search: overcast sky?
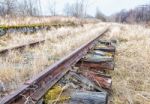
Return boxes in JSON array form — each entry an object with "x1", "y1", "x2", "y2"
[{"x1": 40, "y1": 0, "x2": 150, "y2": 16}]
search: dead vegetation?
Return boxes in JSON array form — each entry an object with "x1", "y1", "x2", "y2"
[
  {"x1": 0, "y1": 17, "x2": 150, "y2": 104},
  {"x1": 105, "y1": 23, "x2": 150, "y2": 104},
  {"x1": 0, "y1": 23, "x2": 106, "y2": 98},
  {"x1": 0, "y1": 25, "x2": 84, "y2": 50},
  {"x1": 0, "y1": 16, "x2": 98, "y2": 26}
]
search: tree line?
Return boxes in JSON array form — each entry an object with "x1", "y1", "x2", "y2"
[
  {"x1": 0, "y1": 0, "x2": 41, "y2": 16},
  {"x1": 0, "y1": 0, "x2": 106, "y2": 21},
  {"x1": 1, "y1": 0, "x2": 150, "y2": 23},
  {"x1": 109, "y1": 4, "x2": 150, "y2": 23}
]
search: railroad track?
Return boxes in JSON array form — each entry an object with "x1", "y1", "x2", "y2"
[
  {"x1": 0, "y1": 28, "x2": 116, "y2": 104},
  {"x1": 0, "y1": 24, "x2": 90, "y2": 54},
  {"x1": 0, "y1": 23, "x2": 97, "y2": 55},
  {"x1": 0, "y1": 38, "x2": 46, "y2": 54},
  {"x1": 0, "y1": 22, "x2": 78, "y2": 36}
]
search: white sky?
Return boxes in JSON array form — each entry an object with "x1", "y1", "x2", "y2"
[{"x1": 40, "y1": 0, "x2": 150, "y2": 16}]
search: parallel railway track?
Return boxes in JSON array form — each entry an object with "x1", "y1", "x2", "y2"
[
  {"x1": 0, "y1": 38, "x2": 46, "y2": 54},
  {"x1": 0, "y1": 24, "x2": 92, "y2": 54},
  {"x1": 0, "y1": 28, "x2": 116, "y2": 104},
  {"x1": 0, "y1": 22, "x2": 78, "y2": 36}
]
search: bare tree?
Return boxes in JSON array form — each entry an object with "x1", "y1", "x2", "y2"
[
  {"x1": 64, "y1": 3, "x2": 72, "y2": 16},
  {"x1": 37, "y1": 0, "x2": 42, "y2": 16},
  {"x1": 49, "y1": 0, "x2": 56, "y2": 16},
  {"x1": 111, "y1": 4, "x2": 150, "y2": 23},
  {"x1": 0, "y1": 0, "x2": 41, "y2": 16},
  {"x1": 0, "y1": 0, "x2": 17, "y2": 16},
  {"x1": 95, "y1": 8, "x2": 107, "y2": 21},
  {"x1": 17, "y1": 0, "x2": 28, "y2": 16},
  {"x1": 27, "y1": 0, "x2": 39, "y2": 16},
  {"x1": 64, "y1": 0, "x2": 88, "y2": 18},
  {"x1": 0, "y1": 3, "x2": 6, "y2": 16},
  {"x1": 73, "y1": 0, "x2": 87, "y2": 17},
  {"x1": 80, "y1": 0, "x2": 88, "y2": 17},
  {"x1": 4, "y1": 0, "x2": 17, "y2": 16},
  {"x1": 63, "y1": 3, "x2": 75, "y2": 17},
  {"x1": 73, "y1": 0, "x2": 82, "y2": 17},
  {"x1": 18, "y1": 0, "x2": 40, "y2": 16}
]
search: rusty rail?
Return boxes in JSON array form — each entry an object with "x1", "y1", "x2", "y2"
[
  {"x1": 0, "y1": 39, "x2": 45, "y2": 54},
  {"x1": 0, "y1": 28, "x2": 108, "y2": 104}
]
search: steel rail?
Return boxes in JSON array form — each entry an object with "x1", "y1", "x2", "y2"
[
  {"x1": 0, "y1": 39, "x2": 45, "y2": 54},
  {"x1": 0, "y1": 28, "x2": 108, "y2": 104},
  {"x1": 0, "y1": 25, "x2": 82, "y2": 54}
]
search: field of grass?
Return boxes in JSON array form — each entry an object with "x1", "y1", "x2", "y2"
[
  {"x1": 0, "y1": 16, "x2": 99, "y2": 26},
  {"x1": 0, "y1": 25, "x2": 83, "y2": 50},
  {"x1": 0, "y1": 16, "x2": 149, "y2": 104},
  {"x1": 0, "y1": 22, "x2": 107, "y2": 98},
  {"x1": 105, "y1": 23, "x2": 150, "y2": 104}
]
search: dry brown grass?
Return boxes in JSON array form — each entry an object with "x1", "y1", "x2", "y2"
[
  {"x1": 0, "y1": 23, "x2": 106, "y2": 97},
  {"x1": 105, "y1": 23, "x2": 150, "y2": 104},
  {"x1": 0, "y1": 16, "x2": 98, "y2": 26},
  {"x1": 1, "y1": 19, "x2": 149, "y2": 104},
  {"x1": 0, "y1": 25, "x2": 88, "y2": 49}
]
